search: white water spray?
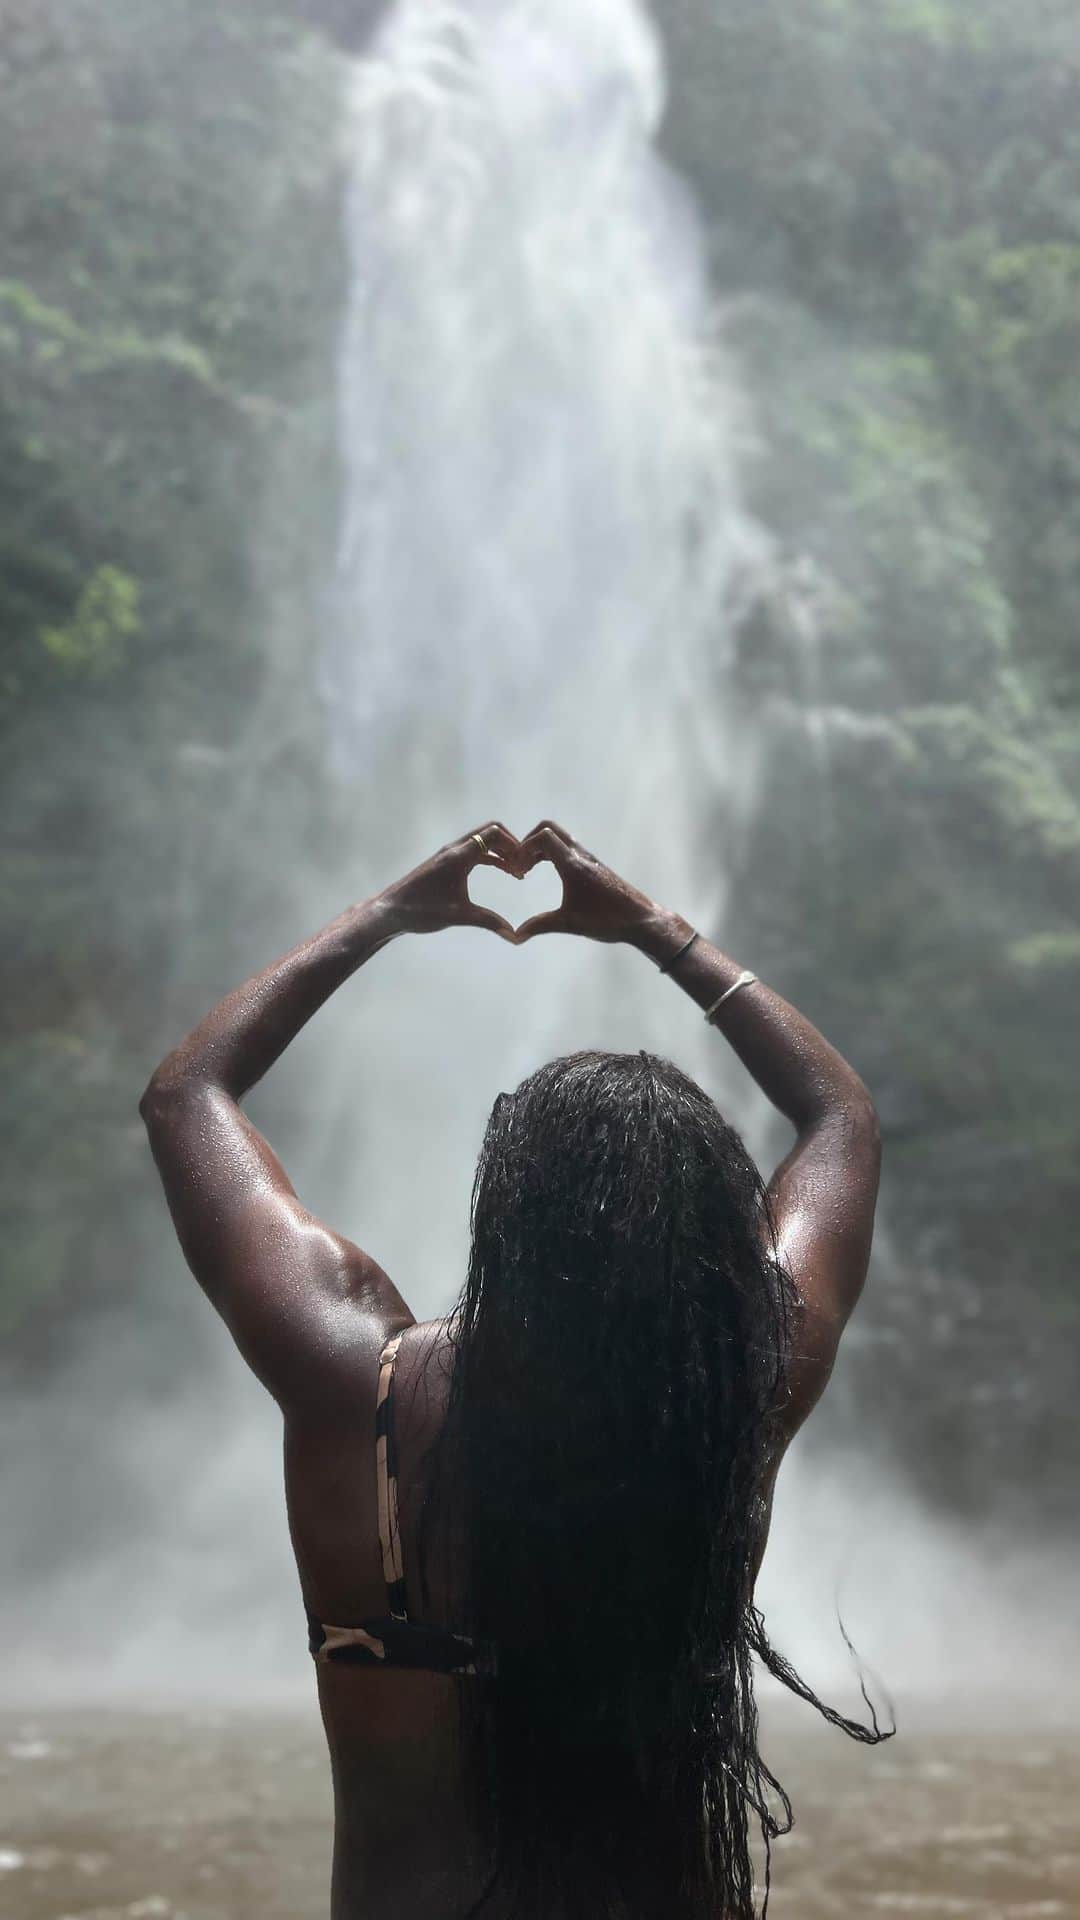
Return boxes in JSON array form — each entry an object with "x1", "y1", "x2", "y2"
[
  {"x1": 307, "y1": 0, "x2": 778, "y2": 1305},
  {"x1": 6, "y1": 0, "x2": 779, "y2": 1709},
  {"x1": 11, "y1": 0, "x2": 1073, "y2": 1720},
  {"x1": 323, "y1": 0, "x2": 748, "y2": 792},
  {"x1": 311, "y1": 2, "x2": 1079, "y2": 1727}
]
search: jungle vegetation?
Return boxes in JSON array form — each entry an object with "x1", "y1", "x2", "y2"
[{"x1": 4, "y1": 0, "x2": 1077, "y2": 1532}]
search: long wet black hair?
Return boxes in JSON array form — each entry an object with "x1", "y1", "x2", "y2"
[{"x1": 415, "y1": 1049, "x2": 889, "y2": 1920}]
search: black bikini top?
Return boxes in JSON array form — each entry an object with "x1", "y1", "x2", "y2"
[{"x1": 305, "y1": 1331, "x2": 498, "y2": 1678}]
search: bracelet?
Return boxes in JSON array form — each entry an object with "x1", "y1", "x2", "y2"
[
  {"x1": 658, "y1": 929, "x2": 700, "y2": 975},
  {"x1": 703, "y1": 970, "x2": 757, "y2": 1021}
]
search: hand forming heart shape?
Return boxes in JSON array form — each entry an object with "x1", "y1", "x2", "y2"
[
  {"x1": 378, "y1": 818, "x2": 662, "y2": 948},
  {"x1": 467, "y1": 855, "x2": 566, "y2": 934}
]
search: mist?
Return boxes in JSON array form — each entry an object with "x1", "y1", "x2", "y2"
[{"x1": 4, "y1": 0, "x2": 1076, "y2": 1748}]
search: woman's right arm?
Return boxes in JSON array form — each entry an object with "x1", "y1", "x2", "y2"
[{"x1": 514, "y1": 821, "x2": 882, "y2": 1444}]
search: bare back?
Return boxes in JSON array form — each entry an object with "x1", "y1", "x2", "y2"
[
  {"x1": 283, "y1": 1309, "x2": 794, "y2": 1920},
  {"x1": 285, "y1": 1320, "x2": 507, "y2": 1920}
]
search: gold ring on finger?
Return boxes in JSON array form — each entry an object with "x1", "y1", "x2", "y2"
[{"x1": 471, "y1": 833, "x2": 488, "y2": 856}]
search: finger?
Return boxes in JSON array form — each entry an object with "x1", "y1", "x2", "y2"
[
  {"x1": 518, "y1": 825, "x2": 576, "y2": 874},
  {"x1": 460, "y1": 904, "x2": 518, "y2": 940},
  {"x1": 523, "y1": 819, "x2": 599, "y2": 865},
  {"x1": 523, "y1": 818, "x2": 573, "y2": 847},
  {"x1": 460, "y1": 821, "x2": 523, "y2": 874},
  {"x1": 512, "y1": 909, "x2": 570, "y2": 943}
]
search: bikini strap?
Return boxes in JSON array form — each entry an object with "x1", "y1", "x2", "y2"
[{"x1": 375, "y1": 1331, "x2": 409, "y2": 1620}]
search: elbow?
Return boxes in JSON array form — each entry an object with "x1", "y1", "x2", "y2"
[
  {"x1": 806, "y1": 1082, "x2": 881, "y2": 1167},
  {"x1": 842, "y1": 1076, "x2": 880, "y2": 1132},
  {"x1": 798, "y1": 1078, "x2": 880, "y2": 1144},
  {"x1": 138, "y1": 1070, "x2": 171, "y2": 1127},
  {"x1": 846, "y1": 1079, "x2": 879, "y2": 1130},
  {"x1": 138, "y1": 1060, "x2": 201, "y2": 1127},
  {"x1": 849, "y1": 1085, "x2": 882, "y2": 1172}
]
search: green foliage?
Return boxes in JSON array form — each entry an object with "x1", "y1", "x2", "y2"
[
  {"x1": 903, "y1": 704, "x2": 1080, "y2": 860},
  {"x1": 661, "y1": 0, "x2": 1080, "y2": 1509},
  {"x1": 0, "y1": 278, "x2": 81, "y2": 349},
  {"x1": 1007, "y1": 930, "x2": 1080, "y2": 974},
  {"x1": 40, "y1": 566, "x2": 140, "y2": 680},
  {"x1": 1, "y1": 0, "x2": 1077, "y2": 1518},
  {"x1": 0, "y1": 1, "x2": 345, "y2": 1358}
]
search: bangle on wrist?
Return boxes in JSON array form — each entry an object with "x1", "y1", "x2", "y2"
[
  {"x1": 704, "y1": 970, "x2": 757, "y2": 1021},
  {"x1": 657, "y1": 929, "x2": 700, "y2": 975}
]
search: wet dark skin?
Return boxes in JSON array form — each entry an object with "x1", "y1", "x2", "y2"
[{"x1": 140, "y1": 818, "x2": 881, "y2": 1920}]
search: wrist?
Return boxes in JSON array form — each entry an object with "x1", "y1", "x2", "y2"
[
  {"x1": 355, "y1": 891, "x2": 410, "y2": 948},
  {"x1": 624, "y1": 906, "x2": 696, "y2": 966}
]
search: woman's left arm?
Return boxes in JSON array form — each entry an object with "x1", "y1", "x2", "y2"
[{"x1": 139, "y1": 822, "x2": 521, "y2": 1411}]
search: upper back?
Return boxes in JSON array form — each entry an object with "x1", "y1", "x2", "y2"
[
  {"x1": 285, "y1": 1319, "x2": 502, "y2": 1918},
  {"x1": 286, "y1": 1317, "x2": 455, "y2": 1628}
]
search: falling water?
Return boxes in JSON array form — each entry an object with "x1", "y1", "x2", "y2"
[
  {"x1": 8, "y1": 0, "x2": 1075, "y2": 1742},
  {"x1": 301, "y1": 0, "x2": 795, "y2": 1314},
  {"x1": 10, "y1": 0, "x2": 1071, "y2": 1719},
  {"x1": 307, "y1": 0, "x2": 1080, "y2": 1731},
  {"x1": 4, "y1": 14, "x2": 1079, "y2": 1916},
  {"x1": 324, "y1": 0, "x2": 752, "y2": 797},
  {"x1": 4, "y1": 0, "x2": 786, "y2": 1712}
]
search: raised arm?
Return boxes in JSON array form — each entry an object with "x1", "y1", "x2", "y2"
[
  {"x1": 512, "y1": 821, "x2": 881, "y2": 1445},
  {"x1": 139, "y1": 823, "x2": 521, "y2": 1410},
  {"x1": 630, "y1": 911, "x2": 880, "y2": 1441}
]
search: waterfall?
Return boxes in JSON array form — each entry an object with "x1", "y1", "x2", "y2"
[
  {"x1": 8, "y1": 0, "x2": 1074, "y2": 1719},
  {"x1": 324, "y1": 0, "x2": 746, "y2": 787},
  {"x1": 311, "y1": 5, "x2": 1080, "y2": 1717},
  {"x1": 310, "y1": 0, "x2": 780, "y2": 1298},
  {"x1": 8, "y1": 0, "x2": 788, "y2": 1707}
]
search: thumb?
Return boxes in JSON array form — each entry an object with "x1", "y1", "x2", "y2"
[
  {"x1": 512, "y1": 909, "x2": 570, "y2": 944},
  {"x1": 461, "y1": 904, "x2": 517, "y2": 941}
]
